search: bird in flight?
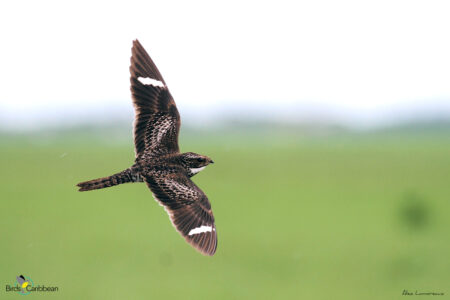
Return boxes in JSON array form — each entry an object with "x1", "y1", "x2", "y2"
[{"x1": 77, "y1": 40, "x2": 217, "y2": 256}]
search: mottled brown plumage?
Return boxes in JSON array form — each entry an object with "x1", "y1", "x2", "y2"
[{"x1": 77, "y1": 40, "x2": 217, "y2": 256}]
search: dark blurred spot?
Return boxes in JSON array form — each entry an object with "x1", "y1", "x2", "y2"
[
  {"x1": 158, "y1": 251, "x2": 173, "y2": 267},
  {"x1": 398, "y1": 192, "x2": 430, "y2": 231}
]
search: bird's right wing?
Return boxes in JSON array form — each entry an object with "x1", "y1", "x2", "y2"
[
  {"x1": 130, "y1": 39, "x2": 181, "y2": 157},
  {"x1": 144, "y1": 168, "x2": 217, "y2": 256}
]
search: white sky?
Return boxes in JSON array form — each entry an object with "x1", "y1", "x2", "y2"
[{"x1": 1, "y1": 0, "x2": 450, "y2": 128}]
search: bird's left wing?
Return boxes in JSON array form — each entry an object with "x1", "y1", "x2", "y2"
[
  {"x1": 144, "y1": 168, "x2": 217, "y2": 256},
  {"x1": 130, "y1": 39, "x2": 181, "y2": 157}
]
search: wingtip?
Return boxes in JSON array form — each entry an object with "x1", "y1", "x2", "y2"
[
  {"x1": 129, "y1": 39, "x2": 167, "y2": 85},
  {"x1": 202, "y1": 247, "x2": 217, "y2": 256},
  {"x1": 132, "y1": 39, "x2": 142, "y2": 48},
  {"x1": 185, "y1": 228, "x2": 218, "y2": 256},
  {"x1": 189, "y1": 241, "x2": 217, "y2": 256},
  {"x1": 197, "y1": 241, "x2": 217, "y2": 256}
]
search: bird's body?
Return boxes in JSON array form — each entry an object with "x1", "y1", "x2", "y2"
[{"x1": 77, "y1": 40, "x2": 217, "y2": 256}]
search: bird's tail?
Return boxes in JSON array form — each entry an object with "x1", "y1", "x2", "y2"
[{"x1": 77, "y1": 168, "x2": 143, "y2": 192}]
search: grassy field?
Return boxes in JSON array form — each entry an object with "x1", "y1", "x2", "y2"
[{"x1": 0, "y1": 132, "x2": 449, "y2": 299}]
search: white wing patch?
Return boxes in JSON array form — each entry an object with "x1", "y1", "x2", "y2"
[
  {"x1": 188, "y1": 225, "x2": 214, "y2": 236},
  {"x1": 190, "y1": 167, "x2": 205, "y2": 174},
  {"x1": 137, "y1": 76, "x2": 165, "y2": 87}
]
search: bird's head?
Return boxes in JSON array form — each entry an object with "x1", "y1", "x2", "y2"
[{"x1": 182, "y1": 152, "x2": 214, "y2": 174}]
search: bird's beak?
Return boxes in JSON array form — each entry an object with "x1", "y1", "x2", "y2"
[{"x1": 209, "y1": 160, "x2": 214, "y2": 164}]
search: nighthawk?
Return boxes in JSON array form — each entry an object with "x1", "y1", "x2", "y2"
[{"x1": 77, "y1": 40, "x2": 217, "y2": 256}]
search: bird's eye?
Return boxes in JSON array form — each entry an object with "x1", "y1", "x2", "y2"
[{"x1": 197, "y1": 158, "x2": 205, "y2": 162}]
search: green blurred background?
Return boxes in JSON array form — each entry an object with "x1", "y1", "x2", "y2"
[{"x1": 1, "y1": 126, "x2": 449, "y2": 299}]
